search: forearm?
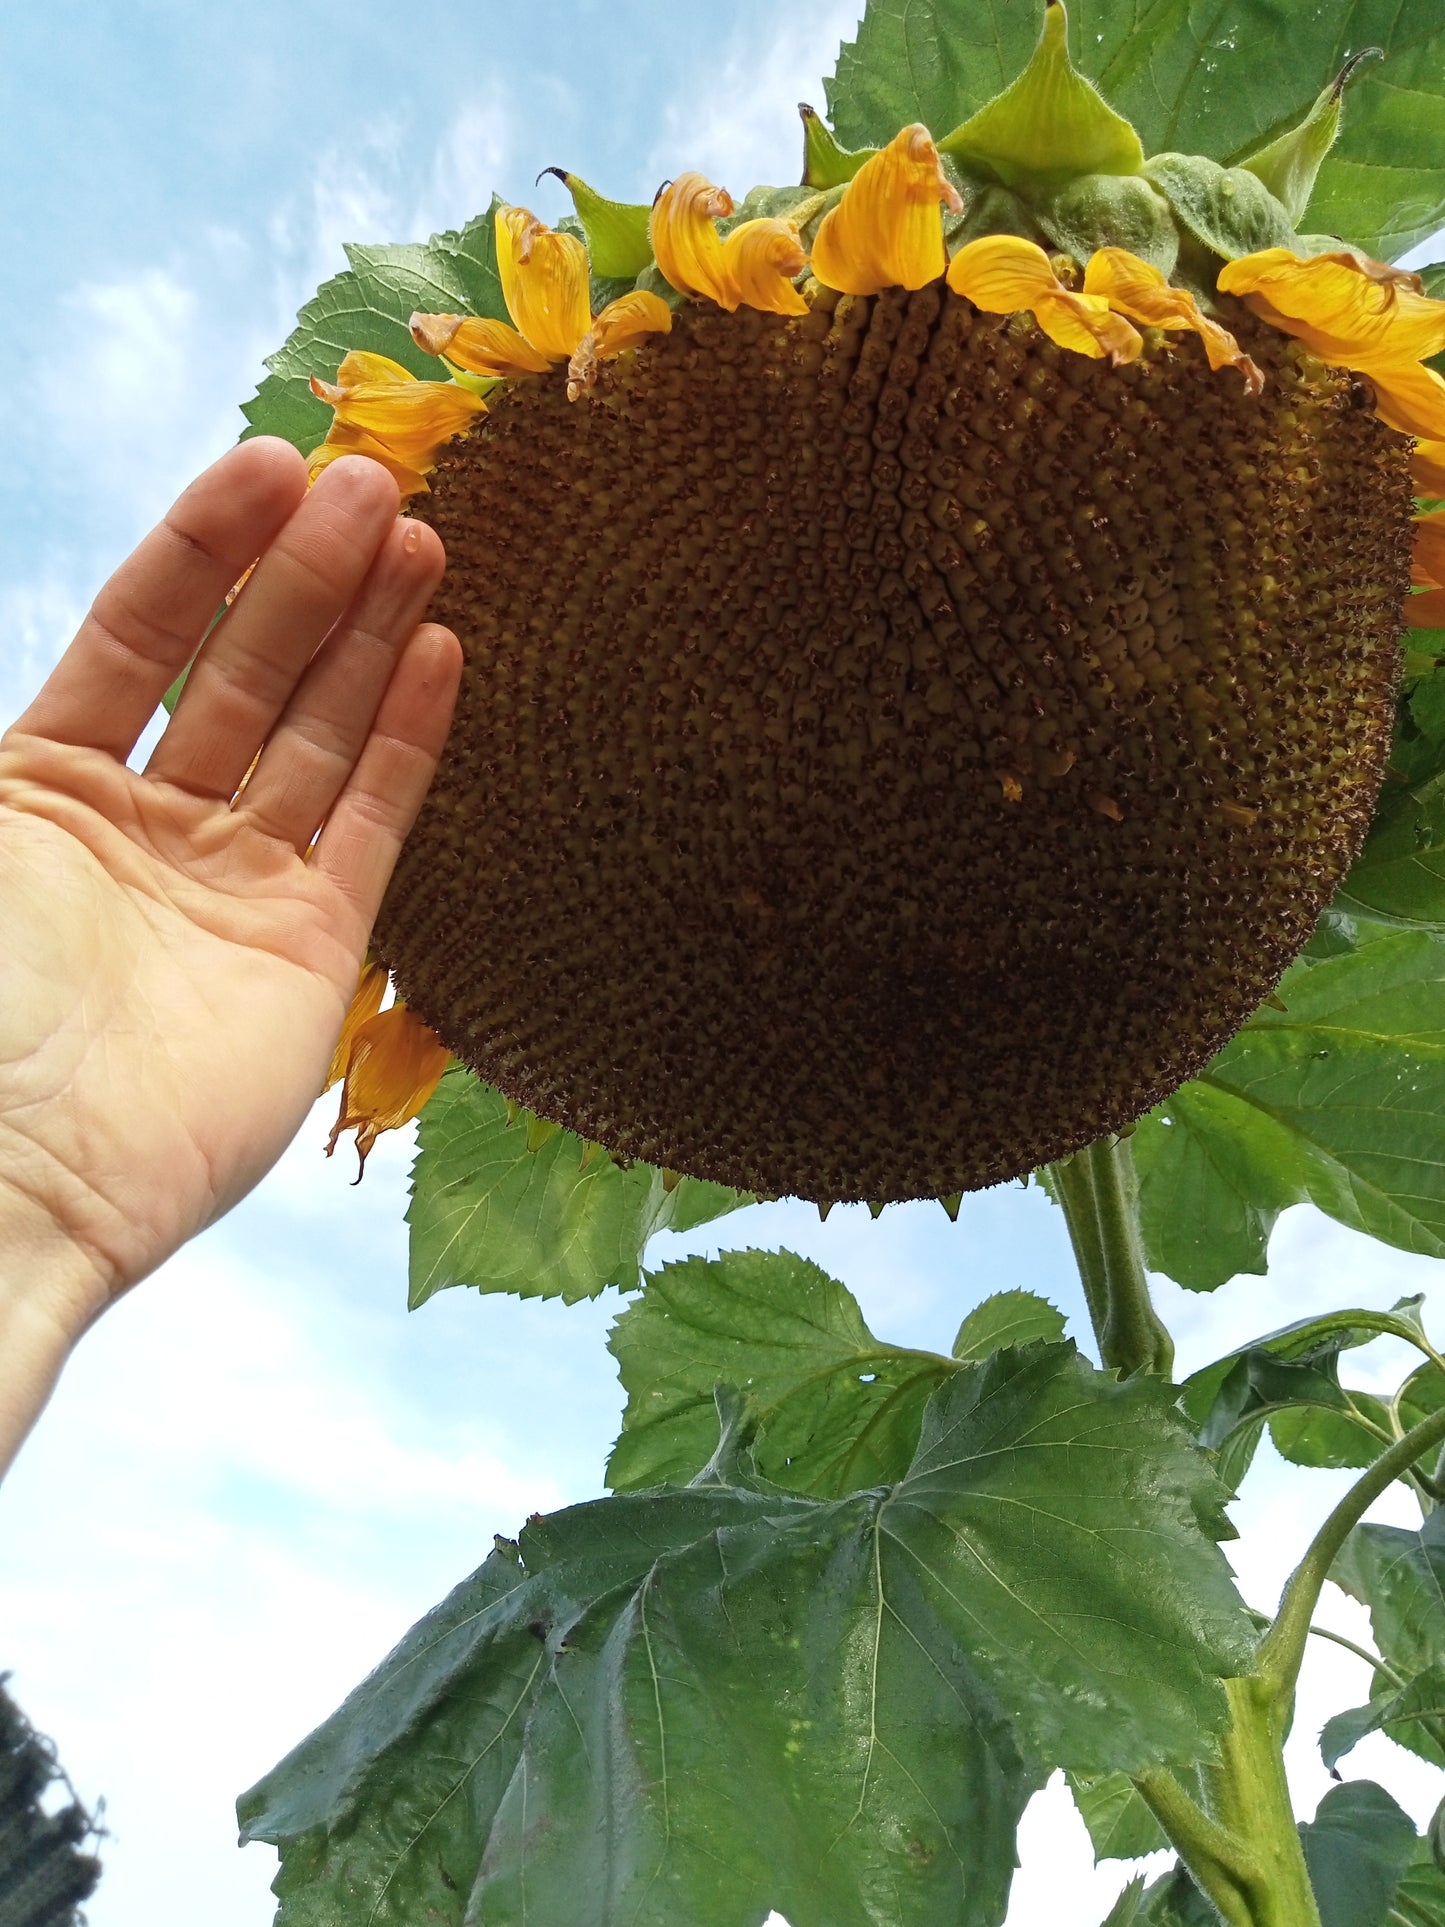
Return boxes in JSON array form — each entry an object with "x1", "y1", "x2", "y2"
[{"x1": 0, "y1": 1185, "x2": 108, "y2": 1479}]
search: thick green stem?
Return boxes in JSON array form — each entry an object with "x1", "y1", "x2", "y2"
[
  {"x1": 1259, "y1": 1398, "x2": 1445, "y2": 1704},
  {"x1": 1048, "y1": 1137, "x2": 1174, "y2": 1376}
]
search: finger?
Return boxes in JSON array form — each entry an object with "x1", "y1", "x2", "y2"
[
  {"x1": 146, "y1": 455, "x2": 402, "y2": 800},
  {"x1": 236, "y1": 517, "x2": 446, "y2": 851},
  {"x1": 12, "y1": 438, "x2": 307, "y2": 761},
  {"x1": 310, "y1": 623, "x2": 463, "y2": 927}
]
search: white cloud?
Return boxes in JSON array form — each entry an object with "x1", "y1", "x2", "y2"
[{"x1": 644, "y1": 2, "x2": 863, "y2": 191}]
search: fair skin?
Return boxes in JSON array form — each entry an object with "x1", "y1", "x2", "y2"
[{"x1": 0, "y1": 438, "x2": 461, "y2": 1474}]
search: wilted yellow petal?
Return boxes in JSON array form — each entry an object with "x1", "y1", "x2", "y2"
[
  {"x1": 325, "y1": 961, "x2": 388, "y2": 1091},
  {"x1": 411, "y1": 310, "x2": 552, "y2": 377},
  {"x1": 1084, "y1": 247, "x2": 1262, "y2": 393},
  {"x1": 325, "y1": 1002, "x2": 450, "y2": 1176},
  {"x1": 1413, "y1": 508, "x2": 1445, "y2": 588},
  {"x1": 1218, "y1": 250, "x2": 1445, "y2": 368},
  {"x1": 718, "y1": 218, "x2": 809, "y2": 315},
  {"x1": 565, "y1": 290, "x2": 673, "y2": 400},
  {"x1": 1360, "y1": 361, "x2": 1445, "y2": 443},
  {"x1": 1412, "y1": 440, "x2": 1445, "y2": 497},
  {"x1": 1410, "y1": 588, "x2": 1445, "y2": 628},
  {"x1": 496, "y1": 205, "x2": 593, "y2": 360},
  {"x1": 650, "y1": 173, "x2": 736, "y2": 303},
  {"x1": 811, "y1": 124, "x2": 961, "y2": 297},
  {"x1": 308, "y1": 364, "x2": 485, "y2": 472},
  {"x1": 306, "y1": 428, "x2": 431, "y2": 499},
  {"x1": 949, "y1": 235, "x2": 1142, "y2": 364},
  {"x1": 330, "y1": 350, "x2": 416, "y2": 391}
]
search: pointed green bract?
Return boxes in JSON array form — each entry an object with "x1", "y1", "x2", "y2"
[
  {"x1": 543, "y1": 169, "x2": 652, "y2": 279},
  {"x1": 940, "y1": 2, "x2": 1143, "y2": 188},
  {"x1": 1239, "y1": 55, "x2": 1373, "y2": 226},
  {"x1": 798, "y1": 102, "x2": 875, "y2": 188}
]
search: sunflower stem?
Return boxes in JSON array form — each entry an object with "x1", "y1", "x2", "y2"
[{"x1": 1048, "y1": 1137, "x2": 1173, "y2": 1376}]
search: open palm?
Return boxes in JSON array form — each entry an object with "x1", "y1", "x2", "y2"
[{"x1": 0, "y1": 439, "x2": 460, "y2": 1325}]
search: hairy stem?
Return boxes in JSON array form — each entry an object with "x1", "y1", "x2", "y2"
[
  {"x1": 1048, "y1": 1137, "x2": 1174, "y2": 1376},
  {"x1": 1259, "y1": 1399, "x2": 1445, "y2": 1704}
]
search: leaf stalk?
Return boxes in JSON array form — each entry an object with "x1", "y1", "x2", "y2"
[{"x1": 1048, "y1": 1137, "x2": 1174, "y2": 1376}]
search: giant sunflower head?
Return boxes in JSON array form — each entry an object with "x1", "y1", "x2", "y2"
[{"x1": 292, "y1": 1, "x2": 1445, "y2": 1203}]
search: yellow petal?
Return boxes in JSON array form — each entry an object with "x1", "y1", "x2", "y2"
[
  {"x1": 1083, "y1": 247, "x2": 1262, "y2": 394},
  {"x1": 1413, "y1": 508, "x2": 1445, "y2": 588},
  {"x1": 1412, "y1": 440, "x2": 1445, "y2": 497},
  {"x1": 1218, "y1": 249, "x2": 1445, "y2": 368},
  {"x1": 333, "y1": 350, "x2": 416, "y2": 389},
  {"x1": 308, "y1": 365, "x2": 485, "y2": 471},
  {"x1": 496, "y1": 205, "x2": 593, "y2": 360},
  {"x1": 565, "y1": 290, "x2": 673, "y2": 400},
  {"x1": 325, "y1": 1002, "x2": 449, "y2": 1176},
  {"x1": 718, "y1": 218, "x2": 809, "y2": 315},
  {"x1": 411, "y1": 310, "x2": 553, "y2": 377},
  {"x1": 306, "y1": 430, "x2": 430, "y2": 499},
  {"x1": 325, "y1": 961, "x2": 388, "y2": 1091},
  {"x1": 948, "y1": 235, "x2": 1142, "y2": 364},
  {"x1": 649, "y1": 172, "x2": 736, "y2": 303},
  {"x1": 811, "y1": 124, "x2": 961, "y2": 297},
  {"x1": 1358, "y1": 360, "x2": 1445, "y2": 443}
]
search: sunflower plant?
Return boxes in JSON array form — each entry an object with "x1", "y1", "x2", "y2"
[{"x1": 226, "y1": 2, "x2": 1445, "y2": 1922}]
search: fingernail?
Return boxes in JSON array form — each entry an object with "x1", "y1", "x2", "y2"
[{"x1": 401, "y1": 523, "x2": 423, "y2": 555}]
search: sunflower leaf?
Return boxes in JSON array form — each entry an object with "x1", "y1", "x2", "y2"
[
  {"x1": 407, "y1": 1069, "x2": 748, "y2": 1306},
  {"x1": 239, "y1": 1346, "x2": 1253, "y2": 1927},
  {"x1": 1331, "y1": 1510, "x2": 1445, "y2": 1767},
  {"x1": 607, "y1": 1248, "x2": 955, "y2": 1495},
  {"x1": 826, "y1": 0, "x2": 1445, "y2": 259},
  {"x1": 1320, "y1": 1662, "x2": 1445, "y2": 1771},
  {"x1": 1132, "y1": 927, "x2": 1445, "y2": 1289},
  {"x1": 1068, "y1": 1770, "x2": 1170, "y2": 1862},
  {"x1": 1298, "y1": 1780, "x2": 1419, "y2": 1927}
]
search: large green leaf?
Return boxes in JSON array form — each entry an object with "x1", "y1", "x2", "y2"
[
  {"x1": 825, "y1": 1, "x2": 1445, "y2": 258},
  {"x1": 407, "y1": 1069, "x2": 747, "y2": 1306},
  {"x1": 1133, "y1": 929, "x2": 1445, "y2": 1290},
  {"x1": 239, "y1": 1349, "x2": 1253, "y2": 1927},
  {"x1": 1299, "y1": 1780, "x2": 1420, "y2": 1927},
  {"x1": 606, "y1": 1248, "x2": 956, "y2": 1495},
  {"x1": 242, "y1": 204, "x2": 508, "y2": 453},
  {"x1": 1331, "y1": 1510, "x2": 1445, "y2": 1768}
]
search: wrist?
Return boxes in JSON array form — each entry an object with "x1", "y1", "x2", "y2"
[{"x1": 0, "y1": 1178, "x2": 113, "y2": 1478}]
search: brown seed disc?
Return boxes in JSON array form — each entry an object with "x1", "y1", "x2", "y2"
[{"x1": 380, "y1": 284, "x2": 1411, "y2": 1201}]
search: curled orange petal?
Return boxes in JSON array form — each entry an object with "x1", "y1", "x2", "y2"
[
  {"x1": 325, "y1": 1003, "x2": 450, "y2": 1177},
  {"x1": 411, "y1": 310, "x2": 553, "y2": 377},
  {"x1": 496, "y1": 206, "x2": 592, "y2": 360},
  {"x1": 1409, "y1": 588, "x2": 1445, "y2": 628},
  {"x1": 1412, "y1": 508, "x2": 1445, "y2": 588},
  {"x1": 325, "y1": 961, "x2": 388, "y2": 1091},
  {"x1": 811, "y1": 124, "x2": 961, "y2": 297},
  {"x1": 650, "y1": 173, "x2": 736, "y2": 303},
  {"x1": 948, "y1": 235, "x2": 1142, "y2": 364},
  {"x1": 566, "y1": 290, "x2": 673, "y2": 400},
  {"x1": 1412, "y1": 439, "x2": 1445, "y2": 498},
  {"x1": 1084, "y1": 247, "x2": 1262, "y2": 394},
  {"x1": 1360, "y1": 361, "x2": 1445, "y2": 443},
  {"x1": 719, "y1": 217, "x2": 809, "y2": 315}
]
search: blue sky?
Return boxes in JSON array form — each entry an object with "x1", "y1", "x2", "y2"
[{"x1": 0, "y1": 5, "x2": 1442, "y2": 1925}]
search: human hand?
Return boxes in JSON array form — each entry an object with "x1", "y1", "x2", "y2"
[{"x1": 0, "y1": 439, "x2": 460, "y2": 1448}]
